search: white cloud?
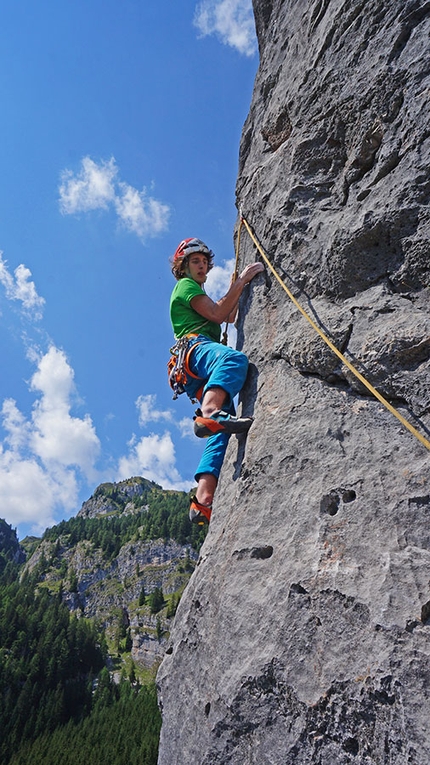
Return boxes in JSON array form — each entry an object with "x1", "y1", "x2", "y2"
[
  {"x1": 177, "y1": 416, "x2": 196, "y2": 440},
  {"x1": 136, "y1": 394, "x2": 172, "y2": 427},
  {"x1": 29, "y1": 346, "x2": 100, "y2": 475},
  {"x1": 135, "y1": 394, "x2": 199, "y2": 439},
  {"x1": 59, "y1": 156, "x2": 116, "y2": 214},
  {"x1": 0, "y1": 447, "x2": 75, "y2": 533},
  {"x1": 115, "y1": 183, "x2": 170, "y2": 239},
  {"x1": 206, "y1": 257, "x2": 236, "y2": 300},
  {"x1": 0, "y1": 346, "x2": 101, "y2": 534},
  {"x1": 117, "y1": 395, "x2": 195, "y2": 489},
  {"x1": 0, "y1": 346, "x2": 195, "y2": 534},
  {"x1": 0, "y1": 253, "x2": 45, "y2": 319},
  {"x1": 194, "y1": 0, "x2": 257, "y2": 57},
  {"x1": 117, "y1": 431, "x2": 194, "y2": 492},
  {"x1": 59, "y1": 156, "x2": 170, "y2": 242},
  {"x1": 1, "y1": 399, "x2": 31, "y2": 451}
]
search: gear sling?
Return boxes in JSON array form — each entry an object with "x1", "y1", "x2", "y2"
[{"x1": 168, "y1": 335, "x2": 203, "y2": 402}]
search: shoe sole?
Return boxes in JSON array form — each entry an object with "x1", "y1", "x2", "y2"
[
  {"x1": 189, "y1": 499, "x2": 212, "y2": 525},
  {"x1": 193, "y1": 416, "x2": 254, "y2": 438},
  {"x1": 189, "y1": 509, "x2": 210, "y2": 525}
]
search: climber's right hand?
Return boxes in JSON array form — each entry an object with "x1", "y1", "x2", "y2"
[{"x1": 239, "y1": 262, "x2": 265, "y2": 284}]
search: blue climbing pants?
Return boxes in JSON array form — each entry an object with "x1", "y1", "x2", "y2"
[{"x1": 184, "y1": 335, "x2": 249, "y2": 482}]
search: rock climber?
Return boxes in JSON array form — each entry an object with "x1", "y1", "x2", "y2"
[{"x1": 169, "y1": 237, "x2": 264, "y2": 526}]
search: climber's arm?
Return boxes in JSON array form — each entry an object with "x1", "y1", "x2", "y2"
[{"x1": 190, "y1": 262, "x2": 264, "y2": 324}]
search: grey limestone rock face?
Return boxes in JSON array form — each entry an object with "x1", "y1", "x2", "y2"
[{"x1": 157, "y1": 2, "x2": 430, "y2": 763}]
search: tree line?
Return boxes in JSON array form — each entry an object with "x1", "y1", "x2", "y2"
[
  {"x1": 0, "y1": 523, "x2": 161, "y2": 765},
  {"x1": 8, "y1": 678, "x2": 161, "y2": 765}
]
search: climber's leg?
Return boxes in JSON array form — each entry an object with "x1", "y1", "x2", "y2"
[
  {"x1": 189, "y1": 472, "x2": 217, "y2": 525},
  {"x1": 185, "y1": 337, "x2": 249, "y2": 406},
  {"x1": 184, "y1": 338, "x2": 252, "y2": 523},
  {"x1": 193, "y1": 418, "x2": 231, "y2": 483},
  {"x1": 189, "y1": 400, "x2": 234, "y2": 525}
]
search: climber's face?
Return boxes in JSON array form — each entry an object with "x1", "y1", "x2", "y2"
[{"x1": 186, "y1": 253, "x2": 209, "y2": 285}]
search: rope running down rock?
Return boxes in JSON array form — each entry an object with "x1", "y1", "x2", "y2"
[{"x1": 238, "y1": 214, "x2": 430, "y2": 453}]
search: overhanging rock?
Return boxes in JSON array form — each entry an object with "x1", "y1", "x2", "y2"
[{"x1": 157, "y1": 2, "x2": 430, "y2": 762}]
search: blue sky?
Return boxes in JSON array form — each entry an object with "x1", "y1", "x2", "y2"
[{"x1": 0, "y1": 0, "x2": 258, "y2": 538}]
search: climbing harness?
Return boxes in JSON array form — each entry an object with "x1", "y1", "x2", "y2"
[
  {"x1": 168, "y1": 335, "x2": 203, "y2": 401},
  {"x1": 237, "y1": 214, "x2": 430, "y2": 453}
]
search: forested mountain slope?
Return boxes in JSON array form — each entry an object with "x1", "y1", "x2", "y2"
[{"x1": 0, "y1": 477, "x2": 200, "y2": 764}]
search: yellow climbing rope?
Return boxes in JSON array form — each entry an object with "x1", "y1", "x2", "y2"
[{"x1": 239, "y1": 214, "x2": 430, "y2": 453}]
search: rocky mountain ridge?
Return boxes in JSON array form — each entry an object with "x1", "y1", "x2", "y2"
[
  {"x1": 23, "y1": 477, "x2": 200, "y2": 671},
  {"x1": 0, "y1": 519, "x2": 26, "y2": 566},
  {"x1": 157, "y1": 2, "x2": 430, "y2": 763}
]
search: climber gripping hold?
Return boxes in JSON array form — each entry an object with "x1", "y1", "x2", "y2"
[{"x1": 169, "y1": 237, "x2": 264, "y2": 525}]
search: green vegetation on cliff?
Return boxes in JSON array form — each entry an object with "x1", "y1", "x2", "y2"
[{"x1": 42, "y1": 484, "x2": 205, "y2": 556}]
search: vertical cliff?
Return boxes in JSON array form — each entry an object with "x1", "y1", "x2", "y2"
[{"x1": 157, "y1": 2, "x2": 430, "y2": 763}]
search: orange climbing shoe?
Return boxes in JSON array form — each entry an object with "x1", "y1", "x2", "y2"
[
  {"x1": 189, "y1": 496, "x2": 212, "y2": 525},
  {"x1": 193, "y1": 410, "x2": 254, "y2": 439}
]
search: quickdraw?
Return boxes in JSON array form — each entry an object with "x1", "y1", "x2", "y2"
[{"x1": 168, "y1": 335, "x2": 203, "y2": 401}]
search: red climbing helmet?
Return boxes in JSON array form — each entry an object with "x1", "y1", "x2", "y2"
[{"x1": 173, "y1": 238, "x2": 213, "y2": 262}]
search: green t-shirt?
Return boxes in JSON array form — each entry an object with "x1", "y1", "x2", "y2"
[{"x1": 170, "y1": 277, "x2": 221, "y2": 342}]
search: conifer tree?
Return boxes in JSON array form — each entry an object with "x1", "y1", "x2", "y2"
[{"x1": 148, "y1": 587, "x2": 164, "y2": 614}]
